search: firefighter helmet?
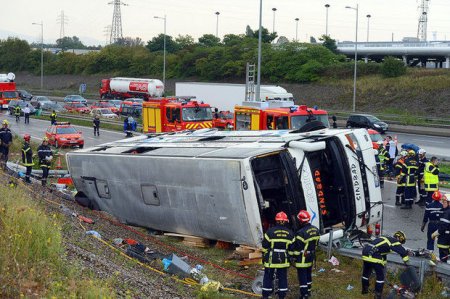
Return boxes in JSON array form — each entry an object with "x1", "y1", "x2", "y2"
[
  {"x1": 42, "y1": 136, "x2": 49, "y2": 142},
  {"x1": 2, "y1": 119, "x2": 8, "y2": 125},
  {"x1": 23, "y1": 134, "x2": 31, "y2": 141},
  {"x1": 297, "y1": 210, "x2": 311, "y2": 224},
  {"x1": 400, "y1": 150, "x2": 408, "y2": 157},
  {"x1": 393, "y1": 231, "x2": 406, "y2": 244},
  {"x1": 275, "y1": 212, "x2": 289, "y2": 223},
  {"x1": 418, "y1": 148, "x2": 426, "y2": 155},
  {"x1": 408, "y1": 150, "x2": 416, "y2": 156},
  {"x1": 377, "y1": 140, "x2": 383, "y2": 145},
  {"x1": 432, "y1": 191, "x2": 443, "y2": 201}
]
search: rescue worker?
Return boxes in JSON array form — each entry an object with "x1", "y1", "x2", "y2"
[
  {"x1": 416, "y1": 148, "x2": 429, "y2": 206},
  {"x1": 292, "y1": 210, "x2": 320, "y2": 299},
  {"x1": 424, "y1": 156, "x2": 440, "y2": 206},
  {"x1": 38, "y1": 137, "x2": 53, "y2": 186},
  {"x1": 14, "y1": 105, "x2": 21, "y2": 122},
  {"x1": 23, "y1": 104, "x2": 31, "y2": 124},
  {"x1": 261, "y1": 212, "x2": 294, "y2": 299},
  {"x1": 421, "y1": 190, "x2": 443, "y2": 251},
  {"x1": 93, "y1": 114, "x2": 100, "y2": 136},
  {"x1": 0, "y1": 120, "x2": 13, "y2": 170},
  {"x1": 401, "y1": 150, "x2": 419, "y2": 209},
  {"x1": 50, "y1": 110, "x2": 57, "y2": 125},
  {"x1": 377, "y1": 141, "x2": 389, "y2": 188},
  {"x1": 21, "y1": 134, "x2": 34, "y2": 183},
  {"x1": 394, "y1": 150, "x2": 408, "y2": 206},
  {"x1": 432, "y1": 193, "x2": 450, "y2": 263},
  {"x1": 361, "y1": 231, "x2": 410, "y2": 299}
]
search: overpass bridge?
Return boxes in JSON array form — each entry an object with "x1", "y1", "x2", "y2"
[{"x1": 337, "y1": 41, "x2": 450, "y2": 68}]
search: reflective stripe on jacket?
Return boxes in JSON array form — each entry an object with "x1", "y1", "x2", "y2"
[
  {"x1": 362, "y1": 236, "x2": 409, "y2": 265},
  {"x1": 261, "y1": 225, "x2": 294, "y2": 268},
  {"x1": 424, "y1": 162, "x2": 439, "y2": 191},
  {"x1": 21, "y1": 143, "x2": 34, "y2": 166},
  {"x1": 292, "y1": 223, "x2": 320, "y2": 268}
]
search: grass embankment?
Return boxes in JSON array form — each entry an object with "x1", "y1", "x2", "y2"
[{"x1": 0, "y1": 177, "x2": 114, "y2": 297}]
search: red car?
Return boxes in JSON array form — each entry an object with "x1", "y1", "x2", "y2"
[
  {"x1": 212, "y1": 111, "x2": 234, "y2": 130},
  {"x1": 64, "y1": 102, "x2": 91, "y2": 113},
  {"x1": 368, "y1": 129, "x2": 383, "y2": 149},
  {"x1": 45, "y1": 122, "x2": 84, "y2": 148},
  {"x1": 90, "y1": 101, "x2": 119, "y2": 114}
]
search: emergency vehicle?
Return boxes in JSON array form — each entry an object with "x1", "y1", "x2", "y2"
[
  {"x1": 142, "y1": 97, "x2": 213, "y2": 133},
  {"x1": 234, "y1": 100, "x2": 330, "y2": 131},
  {"x1": 0, "y1": 73, "x2": 19, "y2": 109}
]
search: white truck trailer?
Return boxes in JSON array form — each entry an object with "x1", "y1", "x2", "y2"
[{"x1": 175, "y1": 82, "x2": 295, "y2": 112}]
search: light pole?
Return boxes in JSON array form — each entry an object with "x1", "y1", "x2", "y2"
[
  {"x1": 272, "y1": 7, "x2": 277, "y2": 34},
  {"x1": 295, "y1": 18, "x2": 299, "y2": 41},
  {"x1": 154, "y1": 15, "x2": 166, "y2": 86},
  {"x1": 215, "y1": 12, "x2": 220, "y2": 38},
  {"x1": 366, "y1": 14, "x2": 371, "y2": 42},
  {"x1": 32, "y1": 21, "x2": 44, "y2": 90},
  {"x1": 256, "y1": 0, "x2": 263, "y2": 102},
  {"x1": 325, "y1": 4, "x2": 330, "y2": 36},
  {"x1": 345, "y1": 5, "x2": 359, "y2": 112}
]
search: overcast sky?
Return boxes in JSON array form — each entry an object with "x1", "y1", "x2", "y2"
[{"x1": 1, "y1": 0, "x2": 449, "y2": 46}]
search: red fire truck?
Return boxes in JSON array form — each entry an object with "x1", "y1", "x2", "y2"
[
  {"x1": 142, "y1": 97, "x2": 213, "y2": 133},
  {"x1": 0, "y1": 73, "x2": 18, "y2": 109},
  {"x1": 234, "y1": 100, "x2": 329, "y2": 131}
]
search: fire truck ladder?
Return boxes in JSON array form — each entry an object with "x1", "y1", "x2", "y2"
[{"x1": 245, "y1": 63, "x2": 256, "y2": 102}]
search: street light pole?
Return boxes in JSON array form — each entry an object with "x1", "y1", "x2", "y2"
[
  {"x1": 32, "y1": 21, "x2": 44, "y2": 90},
  {"x1": 325, "y1": 4, "x2": 330, "y2": 36},
  {"x1": 295, "y1": 18, "x2": 299, "y2": 41},
  {"x1": 256, "y1": 0, "x2": 263, "y2": 102},
  {"x1": 272, "y1": 7, "x2": 277, "y2": 34},
  {"x1": 215, "y1": 12, "x2": 220, "y2": 38},
  {"x1": 346, "y1": 4, "x2": 359, "y2": 112},
  {"x1": 366, "y1": 14, "x2": 371, "y2": 42},
  {"x1": 154, "y1": 15, "x2": 166, "y2": 87}
]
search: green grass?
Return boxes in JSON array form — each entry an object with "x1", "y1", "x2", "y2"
[{"x1": 0, "y1": 176, "x2": 115, "y2": 298}]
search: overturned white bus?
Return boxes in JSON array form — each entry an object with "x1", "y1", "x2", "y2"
[{"x1": 67, "y1": 127, "x2": 382, "y2": 247}]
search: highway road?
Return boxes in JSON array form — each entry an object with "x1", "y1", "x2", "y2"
[{"x1": 392, "y1": 131, "x2": 449, "y2": 161}]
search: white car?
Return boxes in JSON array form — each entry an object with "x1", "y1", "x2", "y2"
[{"x1": 90, "y1": 108, "x2": 119, "y2": 119}]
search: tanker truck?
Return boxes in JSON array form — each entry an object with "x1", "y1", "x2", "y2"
[
  {"x1": 100, "y1": 77, "x2": 164, "y2": 100},
  {"x1": 0, "y1": 73, "x2": 18, "y2": 109}
]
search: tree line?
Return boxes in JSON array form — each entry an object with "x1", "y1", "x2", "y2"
[{"x1": 0, "y1": 26, "x2": 405, "y2": 83}]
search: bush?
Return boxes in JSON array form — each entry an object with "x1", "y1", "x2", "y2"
[{"x1": 381, "y1": 56, "x2": 406, "y2": 78}]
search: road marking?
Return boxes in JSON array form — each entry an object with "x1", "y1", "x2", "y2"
[
  {"x1": 410, "y1": 138, "x2": 444, "y2": 144},
  {"x1": 384, "y1": 204, "x2": 396, "y2": 208}
]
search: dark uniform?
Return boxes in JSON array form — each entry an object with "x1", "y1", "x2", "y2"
[
  {"x1": 0, "y1": 125, "x2": 13, "y2": 168},
  {"x1": 361, "y1": 235, "x2": 409, "y2": 298},
  {"x1": 261, "y1": 224, "x2": 294, "y2": 299},
  {"x1": 21, "y1": 141, "x2": 34, "y2": 183},
  {"x1": 14, "y1": 105, "x2": 21, "y2": 122},
  {"x1": 37, "y1": 142, "x2": 53, "y2": 186},
  {"x1": 422, "y1": 200, "x2": 443, "y2": 250},
  {"x1": 50, "y1": 111, "x2": 57, "y2": 125},
  {"x1": 401, "y1": 155, "x2": 419, "y2": 209},
  {"x1": 292, "y1": 223, "x2": 320, "y2": 299},
  {"x1": 394, "y1": 157, "x2": 407, "y2": 206},
  {"x1": 417, "y1": 155, "x2": 429, "y2": 205},
  {"x1": 93, "y1": 116, "x2": 100, "y2": 136},
  {"x1": 437, "y1": 206, "x2": 450, "y2": 262},
  {"x1": 424, "y1": 161, "x2": 440, "y2": 205}
]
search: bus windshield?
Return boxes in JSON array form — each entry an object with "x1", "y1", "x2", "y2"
[
  {"x1": 290, "y1": 114, "x2": 330, "y2": 129},
  {"x1": 182, "y1": 107, "x2": 213, "y2": 121}
]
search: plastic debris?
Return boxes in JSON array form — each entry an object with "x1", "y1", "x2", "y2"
[
  {"x1": 113, "y1": 238, "x2": 124, "y2": 245},
  {"x1": 162, "y1": 258, "x2": 172, "y2": 271},
  {"x1": 200, "y1": 281, "x2": 222, "y2": 292},
  {"x1": 346, "y1": 284, "x2": 354, "y2": 291},
  {"x1": 317, "y1": 268, "x2": 325, "y2": 273},
  {"x1": 328, "y1": 256, "x2": 340, "y2": 266},
  {"x1": 86, "y1": 230, "x2": 101, "y2": 239},
  {"x1": 330, "y1": 268, "x2": 344, "y2": 273}
]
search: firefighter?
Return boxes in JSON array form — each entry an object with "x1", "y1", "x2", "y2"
[
  {"x1": 14, "y1": 105, "x2": 21, "y2": 122},
  {"x1": 421, "y1": 191, "x2": 443, "y2": 251},
  {"x1": 416, "y1": 148, "x2": 429, "y2": 206},
  {"x1": 432, "y1": 193, "x2": 450, "y2": 263},
  {"x1": 50, "y1": 110, "x2": 57, "y2": 125},
  {"x1": 377, "y1": 141, "x2": 390, "y2": 188},
  {"x1": 361, "y1": 231, "x2": 410, "y2": 299},
  {"x1": 394, "y1": 150, "x2": 408, "y2": 206},
  {"x1": 38, "y1": 137, "x2": 53, "y2": 186},
  {"x1": 292, "y1": 210, "x2": 320, "y2": 299},
  {"x1": 93, "y1": 114, "x2": 100, "y2": 136},
  {"x1": 21, "y1": 134, "x2": 34, "y2": 184},
  {"x1": 261, "y1": 212, "x2": 294, "y2": 299},
  {"x1": 424, "y1": 156, "x2": 440, "y2": 206},
  {"x1": 0, "y1": 120, "x2": 13, "y2": 170},
  {"x1": 401, "y1": 150, "x2": 419, "y2": 209}
]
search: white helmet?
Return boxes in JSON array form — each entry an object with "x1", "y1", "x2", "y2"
[
  {"x1": 418, "y1": 148, "x2": 426, "y2": 155},
  {"x1": 400, "y1": 150, "x2": 408, "y2": 157},
  {"x1": 376, "y1": 140, "x2": 383, "y2": 145}
]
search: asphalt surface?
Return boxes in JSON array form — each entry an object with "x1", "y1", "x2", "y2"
[{"x1": 392, "y1": 131, "x2": 450, "y2": 161}]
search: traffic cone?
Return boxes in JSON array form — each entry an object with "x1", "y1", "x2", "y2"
[{"x1": 55, "y1": 155, "x2": 62, "y2": 169}]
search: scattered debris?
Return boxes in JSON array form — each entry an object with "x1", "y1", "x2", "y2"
[
  {"x1": 235, "y1": 245, "x2": 262, "y2": 259},
  {"x1": 86, "y1": 230, "x2": 101, "y2": 238},
  {"x1": 346, "y1": 284, "x2": 354, "y2": 291},
  {"x1": 330, "y1": 268, "x2": 344, "y2": 273},
  {"x1": 328, "y1": 256, "x2": 339, "y2": 266},
  {"x1": 317, "y1": 268, "x2": 326, "y2": 273},
  {"x1": 164, "y1": 233, "x2": 211, "y2": 248}
]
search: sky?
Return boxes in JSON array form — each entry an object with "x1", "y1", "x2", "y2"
[{"x1": 1, "y1": 0, "x2": 450, "y2": 46}]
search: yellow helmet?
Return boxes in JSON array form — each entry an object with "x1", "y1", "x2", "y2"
[
  {"x1": 408, "y1": 150, "x2": 415, "y2": 156},
  {"x1": 393, "y1": 231, "x2": 406, "y2": 244},
  {"x1": 42, "y1": 137, "x2": 49, "y2": 142},
  {"x1": 2, "y1": 119, "x2": 8, "y2": 125}
]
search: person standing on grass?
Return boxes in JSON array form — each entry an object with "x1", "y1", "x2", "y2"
[
  {"x1": 21, "y1": 134, "x2": 33, "y2": 183},
  {"x1": 50, "y1": 110, "x2": 57, "y2": 125},
  {"x1": 38, "y1": 137, "x2": 53, "y2": 186},
  {"x1": 0, "y1": 120, "x2": 13, "y2": 170},
  {"x1": 93, "y1": 114, "x2": 100, "y2": 136}
]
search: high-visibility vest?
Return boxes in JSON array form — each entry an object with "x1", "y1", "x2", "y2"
[{"x1": 424, "y1": 162, "x2": 439, "y2": 191}]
